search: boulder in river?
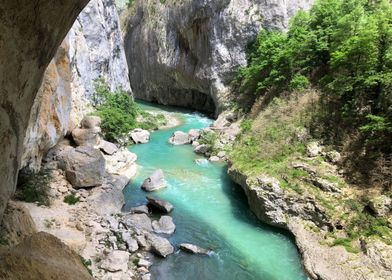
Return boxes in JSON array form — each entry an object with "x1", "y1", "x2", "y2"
[
  {"x1": 59, "y1": 146, "x2": 105, "y2": 188},
  {"x1": 131, "y1": 128, "x2": 150, "y2": 144},
  {"x1": 188, "y1": 129, "x2": 201, "y2": 141},
  {"x1": 147, "y1": 196, "x2": 173, "y2": 213},
  {"x1": 145, "y1": 232, "x2": 174, "y2": 258},
  {"x1": 194, "y1": 144, "x2": 209, "y2": 154},
  {"x1": 152, "y1": 216, "x2": 176, "y2": 235},
  {"x1": 141, "y1": 169, "x2": 166, "y2": 192},
  {"x1": 169, "y1": 131, "x2": 191, "y2": 145},
  {"x1": 180, "y1": 243, "x2": 210, "y2": 255},
  {"x1": 209, "y1": 156, "x2": 220, "y2": 162}
]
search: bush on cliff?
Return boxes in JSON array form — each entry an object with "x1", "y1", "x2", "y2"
[
  {"x1": 15, "y1": 169, "x2": 52, "y2": 206},
  {"x1": 235, "y1": 0, "x2": 392, "y2": 187}
]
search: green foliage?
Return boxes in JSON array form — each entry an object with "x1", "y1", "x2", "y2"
[
  {"x1": 93, "y1": 79, "x2": 167, "y2": 144},
  {"x1": 126, "y1": 0, "x2": 135, "y2": 8},
  {"x1": 240, "y1": 119, "x2": 253, "y2": 133},
  {"x1": 64, "y1": 193, "x2": 80, "y2": 205},
  {"x1": 15, "y1": 169, "x2": 52, "y2": 206},
  {"x1": 199, "y1": 131, "x2": 218, "y2": 149},
  {"x1": 235, "y1": 0, "x2": 392, "y2": 182},
  {"x1": 79, "y1": 256, "x2": 92, "y2": 276},
  {"x1": 93, "y1": 79, "x2": 139, "y2": 143},
  {"x1": 289, "y1": 74, "x2": 310, "y2": 91}
]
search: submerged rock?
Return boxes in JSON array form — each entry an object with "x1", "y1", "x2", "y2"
[
  {"x1": 180, "y1": 243, "x2": 210, "y2": 255},
  {"x1": 131, "y1": 128, "x2": 150, "y2": 144},
  {"x1": 147, "y1": 196, "x2": 174, "y2": 213},
  {"x1": 169, "y1": 131, "x2": 191, "y2": 145},
  {"x1": 152, "y1": 216, "x2": 176, "y2": 235},
  {"x1": 141, "y1": 169, "x2": 166, "y2": 192}
]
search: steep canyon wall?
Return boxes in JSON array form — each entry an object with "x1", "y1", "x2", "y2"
[{"x1": 124, "y1": 0, "x2": 313, "y2": 115}]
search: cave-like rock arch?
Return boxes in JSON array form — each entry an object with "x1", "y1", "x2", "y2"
[{"x1": 0, "y1": 0, "x2": 90, "y2": 220}]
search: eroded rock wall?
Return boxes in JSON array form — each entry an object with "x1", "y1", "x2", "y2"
[
  {"x1": 0, "y1": 0, "x2": 89, "y2": 221},
  {"x1": 22, "y1": 0, "x2": 131, "y2": 172},
  {"x1": 124, "y1": 0, "x2": 313, "y2": 114}
]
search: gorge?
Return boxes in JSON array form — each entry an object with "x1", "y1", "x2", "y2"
[{"x1": 0, "y1": 0, "x2": 391, "y2": 280}]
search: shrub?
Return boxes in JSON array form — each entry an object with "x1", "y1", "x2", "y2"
[
  {"x1": 64, "y1": 193, "x2": 80, "y2": 205},
  {"x1": 93, "y1": 79, "x2": 167, "y2": 144},
  {"x1": 79, "y1": 256, "x2": 92, "y2": 276},
  {"x1": 289, "y1": 74, "x2": 310, "y2": 91},
  {"x1": 15, "y1": 169, "x2": 52, "y2": 206}
]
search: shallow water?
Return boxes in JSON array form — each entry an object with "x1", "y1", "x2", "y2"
[{"x1": 123, "y1": 101, "x2": 307, "y2": 280}]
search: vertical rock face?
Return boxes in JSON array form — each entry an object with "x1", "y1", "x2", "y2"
[
  {"x1": 124, "y1": 0, "x2": 313, "y2": 114},
  {"x1": 21, "y1": 0, "x2": 131, "y2": 172},
  {"x1": 68, "y1": 0, "x2": 131, "y2": 126},
  {"x1": 0, "y1": 0, "x2": 89, "y2": 221}
]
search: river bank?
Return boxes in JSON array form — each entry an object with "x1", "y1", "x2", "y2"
[
  {"x1": 190, "y1": 103, "x2": 392, "y2": 280},
  {"x1": 124, "y1": 102, "x2": 307, "y2": 280}
]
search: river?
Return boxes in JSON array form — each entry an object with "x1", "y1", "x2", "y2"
[{"x1": 123, "y1": 101, "x2": 307, "y2": 280}]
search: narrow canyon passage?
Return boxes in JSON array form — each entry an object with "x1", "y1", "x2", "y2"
[{"x1": 123, "y1": 102, "x2": 307, "y2": 280}]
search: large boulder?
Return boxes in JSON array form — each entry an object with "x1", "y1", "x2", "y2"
[
  {"x1": 169, "y1": 131, "x2": 190, "y2": 145},
  {"x1": 71, "y1": 127, "x2": 101, "y2": 147},
  {"x1": 194, "y1": 144, "x2": 210, "y2": 154},
  {"x1": 145, "y1": 232, "x2": 174, "y2": 258},
  {"x1": 99, "y1": 140, "x2": 118, "y2": 155},
  {"x1": 59, "y1": 146, "x2": 105, "y2": 188},
  {"x1": 81, "y1": 116, "x2": 101, "y2": 129},
  {"x1": 99, "y1": 250, "x2": 130, "y2": 272},
  {"x1": 0, "y1": 232, "x2": 92, "y2": 280},
  {"x1": 152, "y1": 216, "x2": 176, "y2": 235},
  {"x1": 130, "y1": 128, "x2": 150, "y2": 144},
  {"x1": 188, "y1": 129, "x2": 201, "y2": 141},
  {"x1": 141, "y1": 169, "x2": 166, "y2": 192},
  {"x1": 123, "y1": 213, "x2": 153, "y2": 232},
  {"x1": 147, "y1": 196, "x2": 173, "y2": 213}
]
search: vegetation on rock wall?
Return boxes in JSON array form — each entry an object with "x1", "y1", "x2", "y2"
[
  {"x1": 15, "y1": 169, "x2": 52, "y2": 206},
  {"x1": 234, "y1": 0, "x2": 392, "y2": 187},
  {"x1": 93, "y1": 79, "x2": 166, "y2": 144}
]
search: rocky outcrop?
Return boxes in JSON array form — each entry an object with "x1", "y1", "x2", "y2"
[
  {"x1": 0, "y1": 0, "x2": 89, "y2": 222},
  {"x1": 21, "y1": 0, "x2": 131, "y2": 172},
  {"x1": 141, "y1": 169, "x2": 166, "y2": 192},
  {"x1": 124, "y1": 0, "x2": 313, "y2": 114},
  {"x1": 228, "y1": 165, "x2": 392, "y2": 280},
  {"x1": 0, "y1": 232, "x2": 92, "y2": 280}
]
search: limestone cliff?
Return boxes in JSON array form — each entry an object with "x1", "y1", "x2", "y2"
[
  {"x1": 123, "y1": 0, "x2": 313, "y2": 114},
  {"x1": 21, "y1": 0, "x2": 131, "y2": 172},
  {"x1": 0, "y1": 0, "x2": 89, "y2": 222}
]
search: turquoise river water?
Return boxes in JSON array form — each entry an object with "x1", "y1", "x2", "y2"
[{"x1": 123, "y1": 101, "x2": 307, "y2": 280}]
